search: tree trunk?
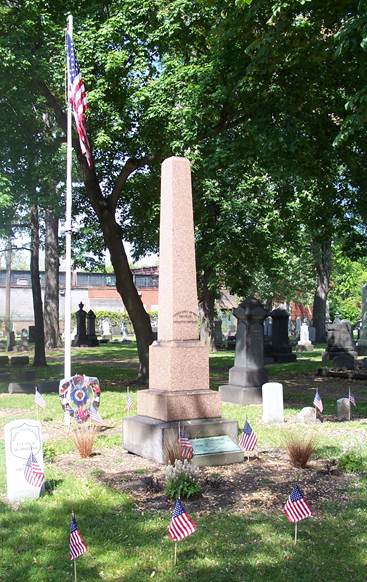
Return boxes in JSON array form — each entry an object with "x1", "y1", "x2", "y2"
[
  {"x1": 100, "y1": 207, "x2": 153, "y2": 381},
  {"x1": 4, "y1": 236, "x2": 12, "y2": 336},
  {"x1": 44, "y1": 209, "x2": 60, "y2": 348},
  {"x1": 312, "y1": 239, "x2": 331, "y2": 344},
  {"x1": 199, "y1": 274, "x2": 217, "y2": 352},
  {"x1": 30, "y1": 204, "x2": 47, "y2": 366}
]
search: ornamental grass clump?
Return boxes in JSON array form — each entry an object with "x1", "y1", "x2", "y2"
[
  {"x1": 286, "y1": 435, "x2": 315, "y2": 469},
  {"x1": 71, "y1": 424, "x2": 97, "y2": 458},
  {"x1": 164, "y1": 459, "x2": 201, "y2": 500}
]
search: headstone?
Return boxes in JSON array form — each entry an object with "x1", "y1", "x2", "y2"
[
  {"x1": 264, "y1": 316, "x2": 272, "y2": 337},
  {"x1": 123, "y1": 157, "x2": 239, "y2": 465},
  {"x1": 332, "y1": 353, "x2": 355, "y2": 370},
  {"x1": 7, "y1": 331, "x2": 15, "y2": 352},
  {"x1": 72, "y1": 302, "x2": 88, "y2": 346},
  {"x1": 297, "y1": 322, "x2": 313, "y2": 352},
  {"x1": 269, "y1": 308, "x2": 296, "y2": 362},
  {"x1": 322, "y1": 320, "x2": 357, "y2": 362},
  {"x1": 121, "y1": 322, "x2": 127, "y2": 341},
  {"x1": 219, "y1": 297, "x2": 268, "y2": 404},
  {"x1": 357, "y1": 283, "x2": 367, "y2": 355},
  {"x1": 308, "y1": 326, "x2": 316, "y2": 343},
  {"x1": 4, "y1": 419, "x2": 44, "y2": 501},
  {"x1": 336, "y1": 398, "x2": 350, "y2": 420},
  {"x1": 214, "y1": 320, "x2": 224, "y2": 349},
  {"x1": 28, "y1": 325, "x2": 36, "y2": 343},
  {"x1": 262, "y1": 382, "x2": 284, "y2": 424},
  {"x1": 86, "y1": 310, "x2": 99, "y2": 346},
  {"x1": 296, "y1": 407, "x2": 319, "y2": 424},
  {"x1": 20, "y1": 328, "x2": 29, "y2": 351},
  {"x1": 10, "y1": 356, "x2": 29, "y2": 367},
  {"x1": 102, "y1": 320, "x2": 112, "y2": 340}
]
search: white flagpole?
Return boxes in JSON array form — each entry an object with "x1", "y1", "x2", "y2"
[{"x1": 64, "y1": 14, "x2": 73, "y2": 380}]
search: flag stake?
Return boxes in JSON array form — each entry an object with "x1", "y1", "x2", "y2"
[
  {"x1": 74, "y1": 559, "x2": 77, "y2": 582},
  {"x1": 294, "y1": 522, "x2": 297, "y2": 545},
  {"x1": 348, "y1": 387, "x2": 351, "y2": 421},
  {"x1": 174, "y1": 542, "x2": 177, "y2": 566}
]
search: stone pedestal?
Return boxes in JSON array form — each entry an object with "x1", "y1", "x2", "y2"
[
  {"x1": 269, "y1": 308, "x2": 296, "y2": 362},
  {"x1": 123, "y1": 157, "x2": 237, "y2": 465},
  {"x1": 219, "y1": 297, "x2": 268, "y2": 405}
]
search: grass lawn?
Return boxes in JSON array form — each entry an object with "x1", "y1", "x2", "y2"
[{"x1": 1, "y1": 343, "x2": 367, "y2": 581}]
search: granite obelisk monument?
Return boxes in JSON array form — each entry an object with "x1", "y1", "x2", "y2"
[{"x1": 123, "y1": 157, "x2": 240, "y2": 464}]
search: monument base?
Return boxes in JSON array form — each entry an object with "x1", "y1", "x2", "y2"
[
  {"x1": 122, "y1": 415, "x2": 240, "y2": 465},
  {"x1": 357, "y1": 339, "x2": 367, "y2": 355},
  {"x1": 137, "y1": 388, "x2": 221, "y2": 421},
  {"x1": 271, "y1": 352, "x2": 297, "y2": 363},
  {"x1": 296, "y1": 342, "x2": 313, "y2": 352},
  {"x1": 219, "y1": 384, "x2": 262, "y2": 405}
]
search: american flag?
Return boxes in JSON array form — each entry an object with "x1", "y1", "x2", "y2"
[
  {"x1": 66, "y1": 29, "x2": 93, "y2": 167},
  {"x1": 126, "y1": 390, "x2": 133, "y2": 412},
  {"x1": 179, "y1": 429, "x2": 193, "y2": 460},
  {"x1": 69, "y1": 513, "x2": 88, "y2": 560},
  {"x1": 89, "y1": 405, "x2": 103, "y2": 424},
  {"x1": 168, "y1": 499, "x2": 197, "y2": 542},
  {"x1": 35, "y1": 387, "x2": 46, "y2": 408},
  {"x1": 24, "y1": 451, "x2": 44, "y2": 488},
  {"x1": 284, "y1": 485, "x2": 312, "y2": 523},
  {"x1": 239, "y1": 420, "x2": 257, "y2": 451},
  {"x1": 313, "y1": 389, "x2": 323, "y2": 413},
  {"x1": 349, "y1": 389, "x2": 356, "y2": 407}
]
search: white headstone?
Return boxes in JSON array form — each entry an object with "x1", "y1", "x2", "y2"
[
  {"x1": 5, "y1": 419, "x2": 44, "y2": 501},
  {"x1": 262, "y1": 382, "x2": 284, "y2": 423},
  {"x1": 102, "y1": 320, "x2": 111, "y2": 336},
  {"x1": 298, "y1": 322, "x2": 312, "y2": 347}
]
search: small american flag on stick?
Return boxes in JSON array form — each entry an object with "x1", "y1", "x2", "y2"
[
  {"x1": 35, "y1": 387, "x2": 46, "y2": 408},
  {"x1": 24, "y1": 451, "x2": 44, "y2": 488},
  {"x1": 284, "y1": 485, "x2": 312, "y2": 523},
  {"x1": 239, "y1": 420, "x2": 257, "y2": 451},
  {"x1": 178, "y1": 429, "x2": 193, "y2": 460},
  {"x1": 89, "y1": 405, "x2": 103, "y2": 424},
  {"x1": 313, "y1": 389, "x2": 323, "y2": 413},
  {"x1": 69, "y1": 513, "x2": 88, "y2": 560},
  {"x1": 66, "y1": 27, "x2": 93, "y2": 167},
  {"x1": 168, "y1": 499, "x2": 197, "y2": 542}
]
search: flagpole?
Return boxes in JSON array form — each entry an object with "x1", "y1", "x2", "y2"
[
  {"x1": 294, "y1": 522, "x2": 297, "y2": 544},
  {"x1": 35, "y1": 386, "x2": 39, "y2": 423},
  {"x1": 348, "y1": 387, "x2": 351, "y2": 421},
  {"x1": 174, "y1": 542, "x2": 177, "y2": 566},
  {"x1": 64, "y1": 14, "x2": 73, "y2": 381},
  {"x1": 74, "y1": 558, "x2": 77, "y2": 582}
]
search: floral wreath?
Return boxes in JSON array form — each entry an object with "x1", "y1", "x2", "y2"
[{"x1": 59, "y1": 374, "x2": 101, "y2": 423}]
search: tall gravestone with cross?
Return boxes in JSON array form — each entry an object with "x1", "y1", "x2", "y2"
[
  {"x1": 123, "y1": 157, "x2": 241, "y2": 465},
  {"x1": 219, "y1": 297, "x2": 268, "y2": 404}
]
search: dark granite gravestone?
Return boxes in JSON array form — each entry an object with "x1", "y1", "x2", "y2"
[
  {"x1": 86, "y1": 310, "x2": 99, "y2": 347},
  {"x1": 72, "y1": 302, "x2": 88, "y2": 346},
  {"x1": 269, "y1": 308, "x2": 296, "y2": 362},
  {"x1": 219, "y1": 297, "x2": 268, "y2": 404},
  {"x1": 7, "y1": 331, "x2": 15, "y2": 352},
  {"x1": 357, "y1": 283, "x2": 367, "y2": 355},
  {"x1": 214, "y1": 320, "x2": 224, "y2": 349},
  {"x1": 28, "y1": 326, "x2": 36, "y2": 343},
  {"x1": 322, "y1": 320, "x2": 357, "y2": 362}
]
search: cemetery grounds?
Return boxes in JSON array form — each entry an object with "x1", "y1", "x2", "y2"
[{"x1": 0, "y1": 343, "x2": 367, "y2": 581}]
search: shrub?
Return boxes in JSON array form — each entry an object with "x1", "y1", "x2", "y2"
[
  {"x1": 71, "y1": 425, "x2": 96, "y2": 458},
  {"x1": 286, "y1": 435, "x2": 315, "y2": 469},
  {"x1": 164, "y1": 459, "x2": 201, "y2": 500},
  {"x1": 43, "y1": 443, "x2": 57, "y2": 463},
  {"x1": 338, "y1": 451, "x2": 367, "y2": 473}
]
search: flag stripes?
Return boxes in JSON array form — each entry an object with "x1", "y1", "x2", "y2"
[
  {"x1": 239, "y1": 420, "x2": 257, "y2": 451},
  {"x1": 284, "y1": 485, "x2": 312, "y2": 523},
  {"x1": 24, "y1": 451, "x2": 44, "y2": 488},
  {"x1": 69, "y1": 514, "x2": 88, "y2": 560},
  {"x1": 168, "y1": 500, "x2": 196, "y2": 542}
]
